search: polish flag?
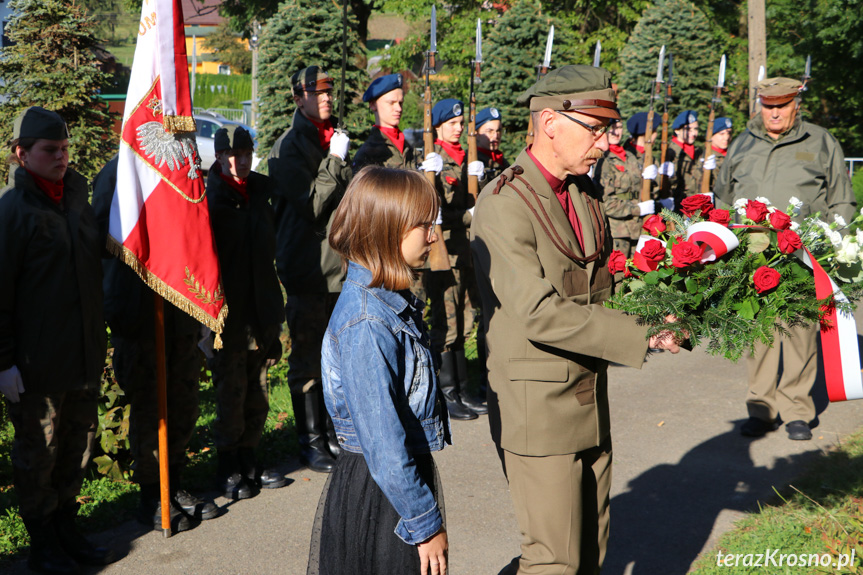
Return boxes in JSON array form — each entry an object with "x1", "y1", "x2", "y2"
[{"x1": 107, "y1": 0, "x2": 226, "y2": 337}]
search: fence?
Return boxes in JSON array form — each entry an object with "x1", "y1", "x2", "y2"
[
  {"x1": 193, "y1": 107, "x2": 249, "y2": 126},
  {"x1": 847, "y1": 158, "x2": 863, "y2": 177}
]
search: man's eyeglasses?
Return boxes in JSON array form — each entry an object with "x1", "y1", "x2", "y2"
[{"x1": 555, "y1": 112, "x2": 609, "y2": 140}]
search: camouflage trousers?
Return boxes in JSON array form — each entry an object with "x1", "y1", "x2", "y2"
[
  {"x1": 6, "y1": 388, "x2": 98, "y2": 520},
  {"x1": 427, "y1": 266, "x2": 480, "y2": 353},
  {"x1": 612, "y1": 237, "x2": 638, "y2": 258},
  {"x1": 112, "y1": 331, "x2": 201, "y2": 485},
  {"x1": 285, "y1": 293, "x2": 340, "y2": 394}
]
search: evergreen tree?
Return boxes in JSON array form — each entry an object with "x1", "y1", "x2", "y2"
[
  {"x1": 256, "y1": 0, "x2": 366, "y2": 157},
  {"x1": 617, "y1": 0, "x2": 716, "y2": 124},
  {"x1": 0, "y1": 0, "x2": 119, "y2": 182}
]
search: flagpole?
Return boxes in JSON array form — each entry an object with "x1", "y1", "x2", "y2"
[{"x1": 154, "y1": 292, "x2": 172, "y2": 537}]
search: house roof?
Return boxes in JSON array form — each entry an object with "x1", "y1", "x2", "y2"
[{"x1": 181, "y1": 0, "x2": 223, "y2": 26}]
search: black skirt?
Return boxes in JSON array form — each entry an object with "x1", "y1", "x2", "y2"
[{"x1": 307, "y1": 450, "x2": 445, "y2": 575}]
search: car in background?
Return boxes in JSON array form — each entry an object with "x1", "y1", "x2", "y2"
[{"x1": 194, "y1": 111, "x2": 261, "y2": 172}]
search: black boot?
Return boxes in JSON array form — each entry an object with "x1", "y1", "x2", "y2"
[
  {"x1": 216, "y1": 450, "x2": 254, "y2": 500},
  {"x1": 53, "y1": 503, "x2": 117, "y2": 566},
  {"x1": 291, "y1": 390, "x2": 336, "y2": 473},
  {"x1": 476, "y1": 330, "x2": 489, "y2": 400},
  {"x1": 439, "y1": 351, "x2": 477, "y2": 420},
  {"x1": 170, "y1": 466, "x2": 220, "y2": 520},
  {"x1": 455, "y1": 349, "x2": 488, "y2": 415},
  {"x1": 238, "y1": 447, "x2": 287, "y2": 489},
  {"x1": 22, "y1": 515, "x2": 81, "y2": 575},
  {"x1": 137, "y1": 483, "x2": 194, "y2": 532},
  {"x1": 323, "y1": 409, "x2": 342, "y2": 458}
]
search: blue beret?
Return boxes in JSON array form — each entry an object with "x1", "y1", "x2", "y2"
[
  {"x1": 712, "y1": 117, "x2": 732, "y2": 132},
  {"x1": 362, "y1": 73, "x2": 403, "y2": 103},
  {"x1": 432, "y1": 98, "x2": 464, "y2": 126},
  {"x1": 475, "y1": 107, "x2": 501, "y2": 129},
  {"x1": 625, "y1": 112, "x2": 661, "y2": 137},
  {"x1": 672, "y1": 110, "x2": 698, "y2": 130}
]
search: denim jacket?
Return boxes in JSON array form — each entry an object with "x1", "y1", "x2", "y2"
[{"x1": 322, "y1": 262, "x2": 451, "y2": 544}]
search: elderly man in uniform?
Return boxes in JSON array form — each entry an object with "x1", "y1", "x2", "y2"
[
  {"x1": 667, "y1": 109, "x2": 703, "y2": 203},
  {"x1": 715, "y1": 77, "x2": 856, "y2": 440},
  {"x1": 353, "y1": 73, "x2": 413, "y2": 171},
  {"x1": 471, "y1": 65, "x2": 682, "y2": 575},
  {"x1": 475, "y1": 106, "x2": 509, "y2": 182},
  {"x1": 268, "y1": 66, "x2": 352, "y2": 472}
]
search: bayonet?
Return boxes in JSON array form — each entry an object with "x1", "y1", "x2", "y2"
[
  {"x1": 717, "y1": 54, "x2": 726, "y2": 89},
  {"x1": 757, "y1": 65, "x2": 766, "y2": 82},
  {"x1": 475, "y1": 18, "x2": 482, "y2": 70},
  {"x1": 592, "y1": 40, "x2": 601, "y2": 67},
  {"x1": 655, "y1": 45, "x2": 666, "y2": 84},
  {"x1": 801, "y1": 55, "x2": 811, "y2": 91},
  {"x1": 430, "y1": 5, "x2": 437, "y2": 56},
  {"x1": 542, "y1": 25, "x2": 554, "y2": 73}
]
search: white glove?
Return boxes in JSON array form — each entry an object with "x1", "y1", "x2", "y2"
[
  {"x1": 701, "y1": 192, "x2": 714, "y2": 203},
  {"x1": 0, "y1": 365, "x2": 25, "y2": 403},
  {"x1": 329, "y1": 130, "x2": 350, "y2": 160},
  {"x1": 421, "y1": 152, "x2": 443, "y2": 174},
  {"x1": 467, "y1": 161, "x2": 485, "y2": 179},
  {"x1": 468, "y1": 207, "x2": 475, "y2": 218},
  {"x1": 659, "y1": 161, "x2": 675, "y2": 177},
  {"x1": 642, "y1": 164, "x2": 658, "y2": 181},
  {"x1": 657, "y1": 197, "x2": 675, "y2": 212},
  {"x1": 435, "y1": 207, "x2": 443, "y2": 226},
  {"x1": 638, "y1": 200, "x2": 655, "y2": 216},
  {"x1": 702, "y1": 155, "x2": 717, "y2": 170}
]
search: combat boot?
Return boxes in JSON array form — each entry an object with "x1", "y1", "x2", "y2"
[
  {"x1": 22, "y1": 515, "x2": 81, "y2": 575},
  {"x1": 439, "y1": 351, "x2": 477, "y2": 420},
  {"x1": 455, "y1": 349, "x2": 488, "y2": 415},
  {"x1": 292, "y1": 389, "x2": 336, "y2": 473},
  {"x1": 53, "y1": 503, "x2": 117, "y2": 566},
  {"x1": 238, "y1": 447, "x2": 287, "y2": 489},
  {"x1": 137, "y1": 483, "x2": 194, "y2": 533},
  {"x1": 170, "y1": 466, "x2": 220, "y2": 520},
  {"x1": 216, "y1": 449, "x2": 254, "y2": 500}
]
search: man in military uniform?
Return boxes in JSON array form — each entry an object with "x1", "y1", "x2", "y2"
[
  {"x1": 701, "y1": 116, "x2": 732, "y2": 193},
  {"x1": 715, "y1": 77, "x2": 856, "y2": 441},
  {"x1": 353, "y1": 73, "x2": 414, "y2": 171},
  {"x1": 268, "y1": 66, "x2": 352, "y2": 472},
  {"x1": 471, "y1": 65, "x2": 682, "y2": 575},
  {"x1": 667, "y1": 109, "x2": 703, "y2": 203},
  {"x1": 475, "y1": 107, "x2": 509, "y2": 182}
]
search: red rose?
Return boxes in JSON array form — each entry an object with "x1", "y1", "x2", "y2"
[
  {"x1": 753, "y1": 266, "x2": 781, "y2": 293},
  {"x1": 640, "y1": 239, "x2": 666, "y2": 263},
  {"x1": 680, "y1": 194, "x2": 713, "y2": 217},
  {"x1": 671, "y1": 240, "x2": 703, "y2": 268},
  {"x1": 643, "y1": 214, "x2": 666, "y2": 237},
  {"x1": 607, "y1": 250, "x2": 627, "y2": 275},
  {"x1": 745, "y1": 200, "x2": 769, "y2": 223},
  {"x1": 777, "y1": 229, "x2": 803, "y2": 254},
  {"x1": 708, "y1": 209, "x2": 731, "y2": 225},
  {"x1": 769, "y1": 210, "x2": 792, "y2": 230}
]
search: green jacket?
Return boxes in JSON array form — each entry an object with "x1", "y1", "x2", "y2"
[
  {"x1": 0, "y1": 167, "x2": 106, "y2": 392},
  {"x1": 268, "y1": 109, "x2": 353, "y2": 294},
  {"x1": 352, "y1": 126, "x2": 415, "y2": 171},
  {"x1": 666, "y1": 139, "x2": 704, "y2": 204},
  {"x1": 595, "y1": 144, "x2": 643, "y2": 241},
  {"x1": 435, "y1": 143, "x2": 474, "y2": 268},
  {"x1": 714, "y1": 115, "x2": 856, "y2": 222}
]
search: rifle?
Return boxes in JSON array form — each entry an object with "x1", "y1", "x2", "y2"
[
  {"x1": 337, "y1": 0, "x2": 347, "y2": 130},
  {"x1": 423, "y1": 5, "x2": 451, "y2": 272},
  {"x1": 700, "y1": 54, "x2": 726, "y2": 195},
  {"x1": 657, "y1": 53, "x2": 672, "y2": 191},
  {"x1": 526, "y1": 25, "x2": 553, "y2": 146},
  {"x1": 640, "y1": 46, "x2": 665, "y2": 202},
  {"x1": 467, "y1": 18, "x2": 482, "y2": 201}
]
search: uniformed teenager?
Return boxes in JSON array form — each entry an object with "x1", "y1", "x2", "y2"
[
  {"x1": 268, "y1": 66, "x2": 352, "y2": 473},
  {"x1": 475, "y1": 107, "x2": 509, "y2": 182},
  {"x1": 701, "y1": 116, "x2": 732, "y2": 193},
  {"x1": 667, "y1": 109, "x2": 703, "y2": 203},
  {"x1": 353, "y1": 73, "x2": 414, "y2": 171},
  {"x1": 0, "y1": 107, "x2": 116, "y2": 573}
]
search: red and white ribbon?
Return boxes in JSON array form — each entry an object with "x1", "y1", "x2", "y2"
[{"x1": 686, "y1": 222, "x2": 740, "y2": 263}]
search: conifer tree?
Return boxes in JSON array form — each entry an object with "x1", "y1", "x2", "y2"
[
  {"x1": 0, "y1": 0, "x2": 119, "y2": 181},
  {"x1": 256, "y1": 0, "x2": 367, "y2": 157},
  {"x1": 617, "y1": 0, "x2": 716, "y2": 123}
]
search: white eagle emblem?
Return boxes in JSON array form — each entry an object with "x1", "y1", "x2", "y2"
[{"x1": 136, "y1": 121, "x2": 201, "y2": 180}]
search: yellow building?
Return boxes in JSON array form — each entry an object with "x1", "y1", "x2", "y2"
[{"x1": 182, "y1": 0, "x2": 247, "y2": 75}]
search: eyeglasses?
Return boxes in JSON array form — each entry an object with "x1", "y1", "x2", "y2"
[
  {"x1": 422, "y1": 223, "x2": 437, "y2": 243},
  {"x1": 555, "y1": 112, "x2": 609, "y2": 139}
]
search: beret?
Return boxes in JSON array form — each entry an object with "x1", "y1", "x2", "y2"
[
  {"x1": 475, "y1": 107, "x2": 501, "y2": 129},
  {"x1": 625, "y1": 112, "x2": 661, "y2": 137},
  {"x1": 516, "y1": 65, "x2": 619, "y2": 119},
  {"x1": 214, "y1": 125, "x2": 255, "y2": 152},
  {"x1": 13, "y1": 107, "x2": 69, "y2": 141},
  {"x1": 363, "y1": 73, "x2": 403, "y2": 103},
  {"x1": 672, "y1": 110, "x2": 698, "y2": 131},
  {"x1": 291, "y1": 66, "x2": 334, "y2": 95},
  {"x1": 432, "y1": 98, "x2": 464, "y2": 126},
  {"x1": 712, "y1": 117, "x2": 732, "y2": 132}
]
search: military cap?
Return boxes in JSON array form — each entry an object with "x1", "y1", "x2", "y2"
[
  {"x1": 712, "y1": 117, "x2": 732, "y2": 133},
  {"x1": 432, "y1": 98, "x2": 464, "y2": 126},
  {"x1": 362, "y1": 73, "x2": 403, "y2": 103},
  {"x1": 214, "y1": 125, "x2": 254, "y2": 152},
  {"x1": 757, "y1": 77, "x2": 802, "y2": 105},
  {"x1": 626, "y1": 112, "x2": 661, "y2": 137},
  {"x1": 475, "y1": 107, "x2": 501, "y2": 129},
  {"x1": 291, "y1": 66, "x2": 334, "y2": 96},
  {"x1": 516, "y1": 65, "x2": 619, "y2": 119},
  {"x1": 672, "y1": 110, "x2": 698, "y2": 131},
  {"x1": 13, "y1": 106, "x2": 69, "y2": 142}
]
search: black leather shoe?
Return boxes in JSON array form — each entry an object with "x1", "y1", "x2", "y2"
[
  {"x1": 219, "y1": 472, "x2": 254, "y2": 500},
  {"x1": 786, "y1": 420, "x2": 812, "y2": 441},
  {"x1": 137, "y1": 490, "x2": 194, "y2": 533},
  {"x1": 741, "y1": 417, "x2": 780, "y2": 437},
  {"x1": 258, "y1": 468, "x2": 288, "y2": 489},
  {"x1": 300, "y1": 440, "x2": 337, "y2": 473},
  {"x1": 174, "y1": 489, "x2": 220, "y2": 520},
  {"x1": 54, "y1": 505, "x2": 117, "y2": 566},
  {"x1": 460, "y1": 392, "x2": 488, "y2": 415}
]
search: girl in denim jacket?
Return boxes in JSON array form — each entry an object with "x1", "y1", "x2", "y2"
[{"x1": 307, "y1": 166, "x2": 451, "y2": 575}]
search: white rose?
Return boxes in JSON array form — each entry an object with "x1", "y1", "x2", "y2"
[
  {"x1": 836, "y1": 236, "x2": 860, "y2": 264},
  {"x1": 733, "y1": 198, "x2": 748, "y2": 209},
  {"x1": 857, "y1": 229, "x2": 863, "y2": 244},
  {"x1": 737, "y1": 207, "x2": 747, "y2": 217},
  {"x1": 755, "y1": 196, "x2": 771, "y2": 205},
  {"x1": 789, "y1": 196, "x2": 803, "y2": 208},
  {"x1": 834, "y1": 214, "x2": 847, "y2": 227},
  {"x1": 790, "y1": 221, "x2": 800, "y2": 231},
  {"x1": 829, "y1": 231, "x2": 843, "y2": 247}
]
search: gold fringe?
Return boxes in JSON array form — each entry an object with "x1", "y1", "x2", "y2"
[
  {"x1": 106, "y1": 236, "x2": 228, "y2": 338},
  {"x1": 163, "y1": 115, "x2": 197, "y2": 133}
]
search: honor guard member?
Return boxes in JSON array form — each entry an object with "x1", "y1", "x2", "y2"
[
  {"x1": 701, "y1": 116, "x2": 732, "y2": 193},
  {"x1": 667, "y1": 109, "x2": 703, "y2": 203},
  {"x1": 209, "y1": 126, "x2": 287, "y2": 497},
  {"x1": 93, "y1": 157, "x2": 218, "y2": 533},
  {"x1": 715, "y1": 77, "x2": 856, "y2": 441},
  {"x1": 471, "y1": 66, "x2": 683, "y2": 575},
  {"x1": 268, "y1": 66, "x2": 352, "y2": 473},
  {"x1": 475, "y1": 107, "x2": 509, "y2": 182},
  {"x1": 427, "y1": 98, "x2": 487, "y2": 420},
  {"x1": 593, "y1": 115, "x2": 656, "y2": 257},
  {"x1": 0, "y1": 107, "x2": 117, "y2": 573},
  {"x1": 353, "y1": 73, "x2": 414, "y2": 171}
]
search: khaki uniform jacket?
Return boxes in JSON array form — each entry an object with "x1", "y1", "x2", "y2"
[
  {"x1": 667, "y1": 140, "x2": 703, "y2": 201},
  {"x1": 435, "y1": 143, "x2": 474, "y2": 268},
  {"x1": 714, "y1": 115, "x2": 856, "y2": 222},
  {"x1": 268, "y1": 109, "x2": 352, "y2": 294},
  {"x1": 352, "y1": 126, "x2": 415, "y2": 171},
  {"x1": 595, "y1": 146, "x2": 643, "y2": 241},
  {"x1": 471, "y1": 150, "x2": 650, "y2": 456}
]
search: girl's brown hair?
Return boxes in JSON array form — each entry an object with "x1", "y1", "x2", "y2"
[
  {"x1": 329, "y1": 166, "x2": 440, "y2": 291},
  {"x1": 7, "y1": 138, "x2": 38, "y2": 167}
]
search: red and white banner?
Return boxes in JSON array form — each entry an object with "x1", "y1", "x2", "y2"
[
  {"x1": 107, "y1": 0, "x2": 226, "y2": 335},
  {"x1": 686, "y1": 222, "x2": 739, "y2": 263}
]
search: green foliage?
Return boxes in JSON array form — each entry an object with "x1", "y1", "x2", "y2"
[
  {"x1": 0, "y1": 0, "x2": 120, "y2": 182},
  {"x1": 193, "y1": 73, "x2": 252, "y2": 109},
  {"x1": 256, "y1": 0, "x2": 367, "y2": 156},
  {"x1": 202, "y1": 23, "x2": 252, "y2": 74},
  {"x1": 92, "y1": 349, "x2": 132, "y2": 482}
]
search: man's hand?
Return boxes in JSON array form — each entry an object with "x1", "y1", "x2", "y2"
[
  {"x1": 642, "y1": 164, "x2": 658, "y2": 181},
  {"x1": 418, "y1": 528, "x2": 448, "y2": 575},
  {"x1": 0, "y1": 366, "x2": 25, "y2": 403},
  {"x1": 648, "y1": 315, "x2": 688, "y2": 354},
  {"x1": 329, "y1": 130, "x2": 350, "y2": 160},
  {"x1": 421, "y1": 153, "x2": 444, "y2": 174}
]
